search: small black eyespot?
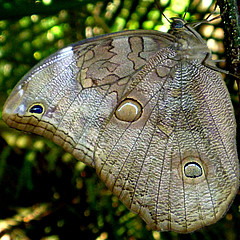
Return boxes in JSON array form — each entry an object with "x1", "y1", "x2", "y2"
[{"x1": 29, "y1": 104, "x2": 44, "y2": 114}]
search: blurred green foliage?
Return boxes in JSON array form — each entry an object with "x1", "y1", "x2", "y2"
[{"x1": 0, "y1": 0, "x2": 239, "y2": 239}]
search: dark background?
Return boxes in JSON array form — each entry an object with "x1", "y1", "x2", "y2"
[{"x1": 0, "y1": 0, "x2": 239, "y2": 239}]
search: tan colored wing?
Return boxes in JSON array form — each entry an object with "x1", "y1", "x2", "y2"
[
  {"x1": 2, "y1": 28, "x2": 238, "y2": 233},
  {"x1": 2, "y1": 30, "x2": 175, "y2": 168},
  {"x1": 93, "y1": 53, "x2": 239, "y2": 232}
]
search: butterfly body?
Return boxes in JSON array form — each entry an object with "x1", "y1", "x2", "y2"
[{"x1": 2, "y1": 18, "x2": 239, "y2": 233}]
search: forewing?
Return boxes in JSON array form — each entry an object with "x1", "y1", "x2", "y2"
[{"x1": 2, "y1": 30, "x2": 175, "y2": 168}]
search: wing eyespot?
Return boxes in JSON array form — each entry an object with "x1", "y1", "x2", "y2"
[
  {"x1": 184, "y1": 162, "x2": 203, "y2": 178},
  {"x1": 115, "y1": 98, "x2": 142, "y2": 122},
  {"x1": 178, "y1": 155, "x2": 207, "y2": 184},
  {"x1": 28, "y1": 103, "x2": 45, "y2": 116}
]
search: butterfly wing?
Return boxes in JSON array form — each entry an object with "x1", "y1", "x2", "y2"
[
  {"x1": 2, "y1": 29, "x2": 238, "y2": 233},
  {"x1": 93, "y1": 48, "x2": 239, "y2": 232},
  {"x1": 2, "y1": 30, "x2": 174, "y2": 168}
]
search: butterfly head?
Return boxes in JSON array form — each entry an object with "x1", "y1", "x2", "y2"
[
  {"x1": 170, "y1": 17, "x2": 186, "y2": 29},
  {"x1": 168, "y1": 17, "x2": 210, "y2": 58}
]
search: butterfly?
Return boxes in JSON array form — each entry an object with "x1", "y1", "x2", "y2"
[{"x1": 2, "y1": 2, "x2": 239, "y2": 233}]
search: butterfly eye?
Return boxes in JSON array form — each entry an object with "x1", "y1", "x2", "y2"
[
  {"x1": 171, "y1": 18, "x2": 184, "y2": 29},
  {"x1": 28, "y1": 103, "x2": 45, "y2": 115},
  {"x1": 184, "y1": 162, "x2": 203, "y2": 178},
  {"x1": 115, "y1": 99, "x2": 142, "y2": 122}
]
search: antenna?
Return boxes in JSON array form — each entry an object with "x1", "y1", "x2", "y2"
[
  {"x1": 154, "y1": 0, "x2": 170, "y2": 24},
  {"x1": 191, "y1": 3, "x2": 223, "y2": 28},
  {"x1": 182, "y1": 6, "x2": 188, "y2": 20}
]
